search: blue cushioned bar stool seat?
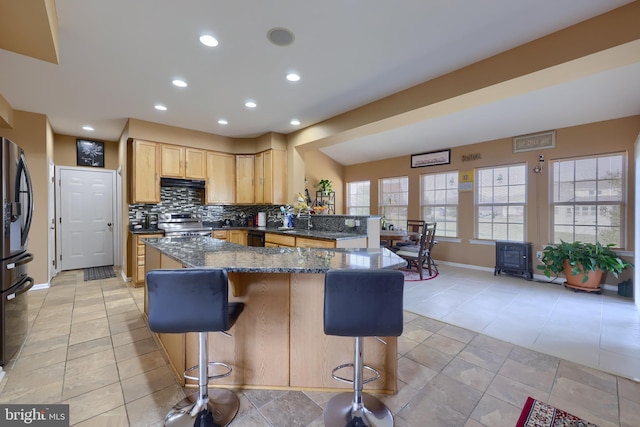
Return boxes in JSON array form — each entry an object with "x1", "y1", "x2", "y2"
[
  {"x1": 323, "y1": 269, "x2": 404, "y2": 427},
  {"x1": 147, "y1": 268, "x2": 244, "y2": 427}
]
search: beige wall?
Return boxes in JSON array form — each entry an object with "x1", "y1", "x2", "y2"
[
  {"x1": 303, "y1": 150, "x2": 344, "y2": 213},
  {"x1": 0, "y1": 110, "x2": 51, "y2": 285},
  {"x1": 344, "y1": 116, "x2": 640, "y2": 279},
  {"x1": 54, "y1": 134, "x2": 119, "y2": 169}
]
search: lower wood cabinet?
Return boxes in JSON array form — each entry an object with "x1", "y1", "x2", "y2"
[
  {"x1": 131, "y1": 233, "x2": 163, "y2": 287},
  {"x1": 265, "y1": 233, "x2": 295, "y2": 247},
  {"x1": 229, "y1": 229, "x2": 247, "y2": 245}
]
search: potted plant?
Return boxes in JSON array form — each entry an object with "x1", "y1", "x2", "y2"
[
  {"x1": 316, "y1": 179, "x2": 333, "y2": 195},
  {"x1": 537, "y1": 240, "x2": 633, "y2": 291}
]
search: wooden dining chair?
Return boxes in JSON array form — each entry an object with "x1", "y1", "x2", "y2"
[
  {"x1": 395, "y1": 223, "x2": 431, "y2": 279},
  {"x1": 391, "y1": 219, "x2": 424, "y2": 251}
]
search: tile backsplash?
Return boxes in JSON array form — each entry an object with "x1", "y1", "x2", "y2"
[{"x1": 128, "y1": 186, "x2": 372, "y2": 234}]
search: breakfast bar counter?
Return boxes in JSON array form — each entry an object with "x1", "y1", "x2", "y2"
[{"x1": 143, "y1": 236, "x2": 406, "y2": 393}]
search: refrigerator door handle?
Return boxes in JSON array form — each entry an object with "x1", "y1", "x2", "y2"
[
  {"x1": 6, "y1": 252, "x2": 33, "y2": 270},
  {"x1": 17, "y1": 152, "x2": 34, "y2": 246},
  {"x1": 6, "y1": 276, "x2": 34, "y2": 300}
]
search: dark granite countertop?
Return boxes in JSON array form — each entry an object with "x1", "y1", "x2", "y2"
[{"x1": 142, "y1": 236, "x2": 405, "y2": 273}]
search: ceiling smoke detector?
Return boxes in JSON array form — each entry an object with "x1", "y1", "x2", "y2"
[{"x1": 267, "y1": 27, "x2": 294, "y2": 46}]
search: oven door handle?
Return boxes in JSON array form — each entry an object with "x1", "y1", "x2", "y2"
[
  {"x1": 7, "y1": 252, "x2": 34, "y2": 269},
  {"x1": 6, "y1": 276, "x2": 34, "y2": 300}
]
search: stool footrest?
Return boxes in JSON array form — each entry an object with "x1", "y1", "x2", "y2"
[
  {"x1": 184, "y1": 361, "x2": 232, "y2": 382},
  {"x1": 331, "y1": 363, "x2": 381, "y2": 385}
]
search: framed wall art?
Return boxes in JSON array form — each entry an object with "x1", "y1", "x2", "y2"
[
  {"x1": 513, "y1": 130, "x2": 556, "y2": 153},
  {"x1": 411, "y1": 149, "x2": 451, "y2": 168},
  {"x1": 76, "y1": 139, "x2": 105, "y2": 167}
]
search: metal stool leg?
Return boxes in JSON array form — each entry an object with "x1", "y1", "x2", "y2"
[
  {"x1": 324, "y1": 337, "x2": 394, "y2": 427},
  {"x1": 164, "y1": 333, "x2": 240, "y2": 427}
]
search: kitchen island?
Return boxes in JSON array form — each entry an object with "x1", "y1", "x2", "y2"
[{"x1": 143, "y1": 236, "x2": 406, "y2": 394}]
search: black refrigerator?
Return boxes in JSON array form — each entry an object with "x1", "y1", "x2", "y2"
[{"x1": 0, "y1": 137, "x2": 34, "y2": 366}]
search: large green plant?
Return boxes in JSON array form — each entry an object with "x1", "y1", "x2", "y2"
[{"x1": 537, "y1": 240, "x2": 633, "y2": 283}]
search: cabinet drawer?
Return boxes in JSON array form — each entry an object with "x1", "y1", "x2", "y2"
[
  {"x1": 265, "y1": 233, "x2": 295, "y2": 247},
  {"x1": 212, "y1": 230, "x2": 228, "y2": 239},
  {"x1": 137, "y1": 244, "x2": 145, "y2": 256},
  {"x1": 296, "y1": 237, "x2": 336, "y2": 248}
]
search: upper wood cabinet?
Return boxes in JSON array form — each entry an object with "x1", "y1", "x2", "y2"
[
  {"x1": 255, "y1": 150, "x2": 287, "y2": 205},
  {"x1": 236, "y1": 154, "x2": 255, "y2": 204},
  {"x1": 161, "y1": 144, "x2": 206, "y2": 179},
  {"x1": 206, "y1": 151, "x2": 235, "y2": 204},
  {"x1": 128, "y1": 139, "x2": 160, "y2": 203}
]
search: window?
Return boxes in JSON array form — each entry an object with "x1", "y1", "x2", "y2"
[
  {"x1": 346, "y1": 180, "x2": 370, "y2": 215},
  {"x1": 421, "y1": 171, "x2": 458, "y2": 237},
  {"x1": 551, "y1": 153, "x2": 626, "y2": 247},
  {"x1": 379, "y1": 177, "x2": 408, "y2": 230},
  {"x1": 476, "y1": 164, "x2": 527, "y2": 241}
]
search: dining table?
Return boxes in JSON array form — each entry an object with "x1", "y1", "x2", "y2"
[{"x1": 379, "y1": 230, "x2": 418, "y2": 249}]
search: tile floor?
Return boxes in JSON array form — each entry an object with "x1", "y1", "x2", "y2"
[{"x1": 0, "y1": 265, "x2": 638, "y2": 426}]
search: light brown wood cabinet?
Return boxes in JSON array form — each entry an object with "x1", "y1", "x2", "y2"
[
  {"x1": 128, "y1": 139, "x2": 160, "y2": 203},
  {"x1": 161, "y1": 144, "x2": 206, "y2": 179},
  {"x1": 131, "y1": 233, "x2": 163, "y2": 286},
  {"x1": 296, "y1": 237, "x2": 336, "y2": 248},
  {"x1": 205, "y1": 151, "x2": 235, "y2": 204},
  {"x1": 235, "y1": 155, "x2": 255, "y2": 204},
  {"x1": 212, "y1": 230, "x2": 228, "y2": 240},
  {"x1": 229, "y1": 229, "x2": 247, "y2": 245},
  {"x1": 255, "y1": 150, "x2": 287, "y2": 205},
  {"x1": 265, "y1": 233, "x2": 296, "y2": 247}
]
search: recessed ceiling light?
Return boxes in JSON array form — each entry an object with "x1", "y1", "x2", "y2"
[
  {"x1": 172, "y1": 79, "x2": 187, "y2": 88},
  {"x1": 267, "y1": 28, "x2": 295, "y2": 46},
  {"x1": 199, "y1": 34, "x2": 219, "y2": 47},
  {"x1": 290, "y1": 119, "x2": 300, "y2": 126},
  {"x1": 82, "y1": 125, "x2": 94, "y2": 131},
  {"x1": 218, "y1": 119, "x2": 228, "y2": 125},
  {"x1": 244, "y1": 101, "x2": 257, "y2": 108},
  {"x1": 286, "y1": 73, "x2": 300, "y2": 82},
  {"x1": 154, "y1": 104, "x2": 167, "y2": 111}
]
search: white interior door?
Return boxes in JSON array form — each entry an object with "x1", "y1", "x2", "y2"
[
  {"x1": 59, "y1": 167, "x2": 115, "y2": 270},
  {"x1": 48, "y1": 161, "x2": 56, "y2": 280}
]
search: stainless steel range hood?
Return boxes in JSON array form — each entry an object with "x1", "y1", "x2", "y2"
[{"x1": 160, "y1": 177, "x2": 205, "y2": 189}]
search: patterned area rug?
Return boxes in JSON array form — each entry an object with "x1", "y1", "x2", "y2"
[
  {"x1": 400, "y1": 268, "x2": 438, "y2": 282},
  {"x1": 516, "y1": 397, "x2": 598, "y2": 427},
  {"x1": 84, "y1": 266, "x2": 117, "y2": 281}
]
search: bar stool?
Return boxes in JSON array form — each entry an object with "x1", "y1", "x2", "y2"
[
  {"x1": 323, "y1": 269, "x2": 404, "y2": 427},
  {"x1": 146, "y1": 268, "x2": 244, "y2": 427}
]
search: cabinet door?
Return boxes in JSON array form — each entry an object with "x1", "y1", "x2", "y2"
[
  {"x1": 236, "y1": 155, "x2": 255, "y2": 204},
  {"x1": 206, "y1": 152, "x2": 236, "y2": 204},
  {"x1": 185, "y1": 148, "x2": 206, "y2": 179},
  {"x1": 130, "y1": 140, "x2": 160, "y2": 203},
  {"x1": 229, "y1": 230, "x2": 247, "y2": 245},
  {"x1": 270, "y1": 150, "x2": 287, "y2": 205},
  {"x1": 161, "y1": 144, "x2": 185, "y2": 177},
  {"x1": 254, "y1": 151, "x2": 265, "y2": 203}
]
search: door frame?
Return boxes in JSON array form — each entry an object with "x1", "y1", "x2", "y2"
[{"x1": 55, "y1": 166, "x2": 119, "y2": 272}]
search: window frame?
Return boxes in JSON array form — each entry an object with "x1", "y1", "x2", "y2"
[
  {"x1": 475, "y1": 163, "x2": 528, "y2": 241},
  {"x1": 549, "y1": 152, "x2": 627, "y2": 248},
  {"x1": 379, "y1": 176, "x2": 409, "y2": 230},
  {"x1": 346, "y1": 180, "x2": 371, "y2": 215},
  {"x1": 420, "y1": 170, "x2": 459, "y2": 237}
]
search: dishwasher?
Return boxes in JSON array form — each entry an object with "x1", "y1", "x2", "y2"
[{"x1": 247, "y1": 230, "x2": 265, "y2": 247}]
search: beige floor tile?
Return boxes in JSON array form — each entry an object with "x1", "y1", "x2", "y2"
[
  {"x1": 438, "y1": 324, "x2": 478, "y2": 344},
  {"x1": 556, "y1": 360, "x2": 618, "y2": 395},
  {"x1": 111, "y1": 326, "x2": 152, "y2": 347},
  {"x1": 67, "y1": 336, "x2": 113, "y2": 361},
  {"x1": 120, "y1": 365, "x2": 177, "y2": 403},
  {"x1": 618, "y1": 377, "x2": 640, "y2": 404},
  {"x1": 415, "y1": 373, "x2": 483, "y2": 417},
  {"x1": 63, "y1": 361, "x2": 120, "y2": 400},
  {"x1": 0, "y1": 379, "x2": 64, "y2": 404},
  {"x1": 10, "y1": 347, "x2": 68, "y2": 374},
  {"x1": 113, "y1": 337, "x2": 158, "y2": 362},
  {"x1": 0, "y1": 361, "x2": 65, "y2": 403},
  {"x1": 456, "y1": 344, "x2": 508, "y2": 373},
  {"x1": 117, "y1": 350, "x2": 168, "y2": 380},
  {"x1": 397, "y1": 336, "x2": 421, "y2": 355},
  {"x1": 485, "y1": 374, "x2": 549, "y2": 408},
  {"x1": 397, "y1": 387, "x2": 468, "y2": 427},
  {"x1": 620, "y1": 397, "x2": 640, "y2": 427},
  {"x1": 402, "y1": 322, "x2": 434, "y2": 343},
  {"x1": 378, "y1": 380, "x2": 421, "y2": 414},
  {"x1": 405, "y1": 343, "x2": 455, "y2": 372},
  {"x1": 125, "y1": 384, "x2": 185, "y2": 426},
  {"x1": 72, "y1": 404, "x2": 130, "y2": 427},
  {"x1": 20, "y1": 332, "x2": 69, "y2": 357},
  {"x1": 468, "y1": 394, "x2": 521, "y2": 427},
  {"x1": 498, "y1": 358, "x2": 557, "y2": 393},
  {"x1": 442, "y1": 357, "x2": 496, "y2": 392},
  {"x1": 397, "y1": 356, "x2": 438, "y2": 390},
  {"x1": 231, "y1": 408, "x2": 273, "y2": 426},
  {"x1": 549, "y1": 376, "x2": 619, "y2": 427},
  {"x1": 259, "y1": 390, "x2": 323, "y2": 427},
  {"x1": 63, "y1": 382, "x2": 125, "y2": 426},
  {"x1": 423, "y1": 333, "x2": 467, "y2": 356}
]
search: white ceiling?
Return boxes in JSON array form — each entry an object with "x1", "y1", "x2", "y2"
[{"x1": 0, "y1": 0, "x2": 638, "y2": 166}]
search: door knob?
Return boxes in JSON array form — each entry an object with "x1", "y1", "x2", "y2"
[{"x1": 107, "y1": 223, "x2": 112, "y2": 227}]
